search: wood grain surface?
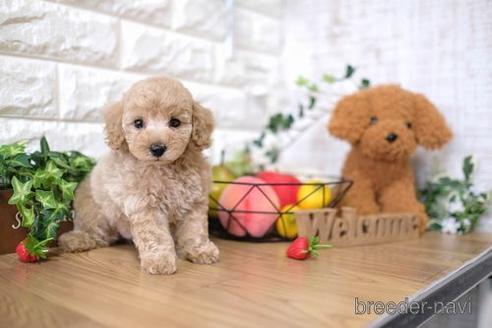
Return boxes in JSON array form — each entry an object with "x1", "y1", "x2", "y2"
[{"x1": 0, "y1": 232, "x2": 491, "y2": 328}]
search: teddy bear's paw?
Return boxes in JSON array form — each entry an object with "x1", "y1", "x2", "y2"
[
  {"x1": 140, "y1": 251, "x2": 177, "y2": 275},
  {"x1": 417, "y1": 212, "x2": 429, "y2": 234},
  {"x1": 355, "y1": 203, "x2": 380, "y2": 215},
  {"x1": 184, "y1": 241, "x2": 220, "y2": 265}
]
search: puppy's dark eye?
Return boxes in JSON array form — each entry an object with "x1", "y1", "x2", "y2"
[
  {"x1": 169, "y1": 118, "x2": 181, "y2": 128},
  {"x1": 406, "y1": 122, "x2": 412, "y2": 129},
  {"x1": 134, "y1": 119, "x2": 144, "y2": 129},
  {"x1": 370, "y1": 116, "x2": 378, "y2": 125}
]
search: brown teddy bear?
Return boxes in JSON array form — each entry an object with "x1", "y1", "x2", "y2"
[{"x1": 328, "y1": 85, "x2": 452, "y2": 232}]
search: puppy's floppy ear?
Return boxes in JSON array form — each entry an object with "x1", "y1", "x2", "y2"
[
  {"x1": 191, "y1": 101, "x2": 214, "y2": 150},
  {"x1": 328, "y1": 91, "x2": 369, "y2": 144},
  {"x1": 103, "y1": 101, "x2": 125, "y2": 150},
  {"x1": 412, "y1": 93, "x2": 452, "y2": 149}
]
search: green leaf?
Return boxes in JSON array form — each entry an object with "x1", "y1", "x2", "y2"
[
  {"x1": 225, "y1": 150, "x2": 254, "y2": 177},
  {"x1": 19, "y1": 205, "x2": 35, "y2": 228},
  {"x1": 40, "y1": 136, "x2": 50, "y2": 155},
  {"x1": 41, "y1": 207, "x2": 67, "y2": 223},
  {"x1": 308, "y1": 95, "x2": 316, "y2": 109},
  {"x1": 35, "y1": 190, "x2": 58, "y2": 209},
  {"x1": 69, "y1": 152, "x2": 95, "y2": 169},
  {"x1": 267, "y1": 113, "x2": 283, "y2": 133},
  {"x1": 253, "y1": 132, "x2": 265, "y2": 147},
  {"x1": 427, "y1": 220, "x2": 442, "y2": 231},
  {"x1": 284, "y1": 114, "x2": 294, "y2": 129},
  {"x1": 322, "y1": 74, "x2": 336, "y2": 83},
  {"x1": 8, "y1": 176, "x2": 33, "y2": 205},
  {"x1": 0, "y1": 175, "x2": 9, "y2": 189},
  {"x1": 48, "y1": 152, "x2": 71, "y2": 170},
  {"x1": 359, "y1": 78, "x2": 371, "y2": 89},
  {"x1": 0, "y1": 140, "x2": 27, "y2": 159},
  {"x1": 296, "y1": 76, "x2": 309, "y2": 86},
  {"x1": 47, "y1": 151, "x2": 63, "y2": 159},
  {"x1": 12, "y1": 167, "x2": 34, "y2": 180},
  {"x1": 58, "y1": 179, "x2": 78, "y2": 200},
  {"x1": 23, "y1": 234, "x2": 53, "y2": 259},
  {"x1": 45, "y1": 221, "x2": 60, "y2": 240},
  {"x1": 265, "y1": 147, "x2": 279, "y2": 164},
  {"x1": 463, "y1": 155, "x2": 473, "y2": 182},
  {"x1": 33, "y1": 206, "x2": 68, "y2": 241},
  {"x1": 307, "y1": 83, "x2": 319, "y2": 93},
  {"x1": 44, "y1": 160, "x2": 64, "y2": 180},
  {"x1": 7, "y1": 153, "x2": 32, "y2": 168},
  {"x1": 32, "y1": 169, "x2": 50, "y2": 189},
  {"x1": 344, "y1": 65, "x2": 356, "y2": 79},
  {"x1": 29, "y1": 151, "x2": 45, "y2": 167}
]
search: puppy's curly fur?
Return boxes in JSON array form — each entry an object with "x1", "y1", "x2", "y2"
[
  {"x1": 328, "y1": 85, "x2": 452, "y2": 232},
  {"x1": 58, "y1": 76, "x2": 219, "y2": 274}
]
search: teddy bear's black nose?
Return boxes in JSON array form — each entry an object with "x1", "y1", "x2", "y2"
[
  {"x1": 150, "y1": 144, "x2": 167, "y2": 157},
  {"x1": 385, "y1": 133, "x2": 398, "y2": 143}
]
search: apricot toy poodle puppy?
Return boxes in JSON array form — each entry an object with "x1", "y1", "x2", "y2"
[
  {"x1": 59, "y1": 76, "x2": 219, "y2": 274},
  {"x1": 328, "y1": 85, "x2": 452, "y2": 232}
]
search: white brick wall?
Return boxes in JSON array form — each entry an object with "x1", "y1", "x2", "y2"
[
  {"x1": 0, "y1": 0, "x2": 119, "y2": 65},
  {"x1": 279, "y1": 0, "x2": 492, "y2": 232},
  {"x1": 0, "y1": 0, "x2": 282, "y2": 159}
]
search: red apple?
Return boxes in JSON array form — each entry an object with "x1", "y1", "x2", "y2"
[
  {"x1": 256, "y1": 171, "x2": 301, "y2": 208},
  {"x1": 218, "y1": 176, "x2": 280, "y2": 238}
]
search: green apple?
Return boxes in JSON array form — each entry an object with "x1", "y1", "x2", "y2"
[{"x1": 209, "y1": 164, "x2": 236, "y2": 218}]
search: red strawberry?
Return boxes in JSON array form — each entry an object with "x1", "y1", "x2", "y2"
[
  {"x1": 15, "y1": 236, "x2": 52, "y2": 263},
  {"x1": 286, "y1": 236, "x2": 331, "y2": 260},
  {"x1": 16, "y1": 241, "x2": 39, "y2": 263}
]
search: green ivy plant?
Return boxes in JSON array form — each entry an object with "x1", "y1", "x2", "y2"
[
  {"x1": 0, "y1": 137, "x2": 94, "y2": 259},
  {"x1": 419, "y1": 156, "x2": 490, "y2": 234},
  {"x1": 247, "y1": 64, "x2": 371, "y2": 165},
  {"x1": 295, "y1": 64, "x2": 370, "y2": 119}
]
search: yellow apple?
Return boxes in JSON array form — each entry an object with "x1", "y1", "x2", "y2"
[
  {"x1": 297, "y1": 180, "x2": 331, "y2": 209},
  {"x1": 276, "y1": 204, "x2": 300, "y2": 239}
]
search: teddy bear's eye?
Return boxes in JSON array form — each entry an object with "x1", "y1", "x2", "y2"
[
  {"x1": 370, "y1": 116, "x2": 378, "y2": 125},
  {"x1": 169, "y1": 117, "x2": 181, "y2": 128},
  {"x1": 406, "y1": 122, "x2": 412, "y2": 129},
  {"x1": 133, "y1": 119, "x2": 144, "y2": 129}
]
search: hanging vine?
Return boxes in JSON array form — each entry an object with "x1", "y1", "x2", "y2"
[{"x1": 243, "y1": 64, "x2": 371, "y2": 169}]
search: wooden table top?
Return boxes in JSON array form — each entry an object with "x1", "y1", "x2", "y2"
[{"x1": 0, "y1": 232, "x2": 491, "y2": 328}]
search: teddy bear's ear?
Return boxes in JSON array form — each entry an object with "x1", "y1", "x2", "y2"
[
  {"x1": 191, "y1": 101, "x2": 215, "y2": 151},
  {"x1": 328, "y1": 92, "x2": 369, "y2": 143},
  {"x1": 412, "y1": 93, "x2": 452, "y2": 149},
  {"x1": 103, "y1": 101, "x2": 126, "y2": 151}
]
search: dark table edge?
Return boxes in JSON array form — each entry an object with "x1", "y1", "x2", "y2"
[{"x1": 368, "y1": 246, "x2": 492, "y2": 328}]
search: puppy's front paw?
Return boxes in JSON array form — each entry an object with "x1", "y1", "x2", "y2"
[
  {"x1": 183, "y1": 241, "x2": 220, "y2": 265},
  {"x1": 140, "y1": 252, "x2": 177, "y2": 275},
  {"x1": 58, "y1": 231, "x2": 98, "y2": 253}
]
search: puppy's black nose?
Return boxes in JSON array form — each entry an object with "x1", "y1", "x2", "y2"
[
  {"x1": 385, "y1": 133, "x2": 398, "y2": 143},
  {"x1": 149, "y1": 144, "x2": 166, "y2": 157}
]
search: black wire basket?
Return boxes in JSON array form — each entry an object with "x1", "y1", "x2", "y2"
[{"x1": 208, "y1": 176, "x2": 352, "y2": 242}]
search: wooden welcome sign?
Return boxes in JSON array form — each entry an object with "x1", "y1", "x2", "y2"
[{"x1": 295, "y1": 207, "x2": 420, "y2": 247}]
